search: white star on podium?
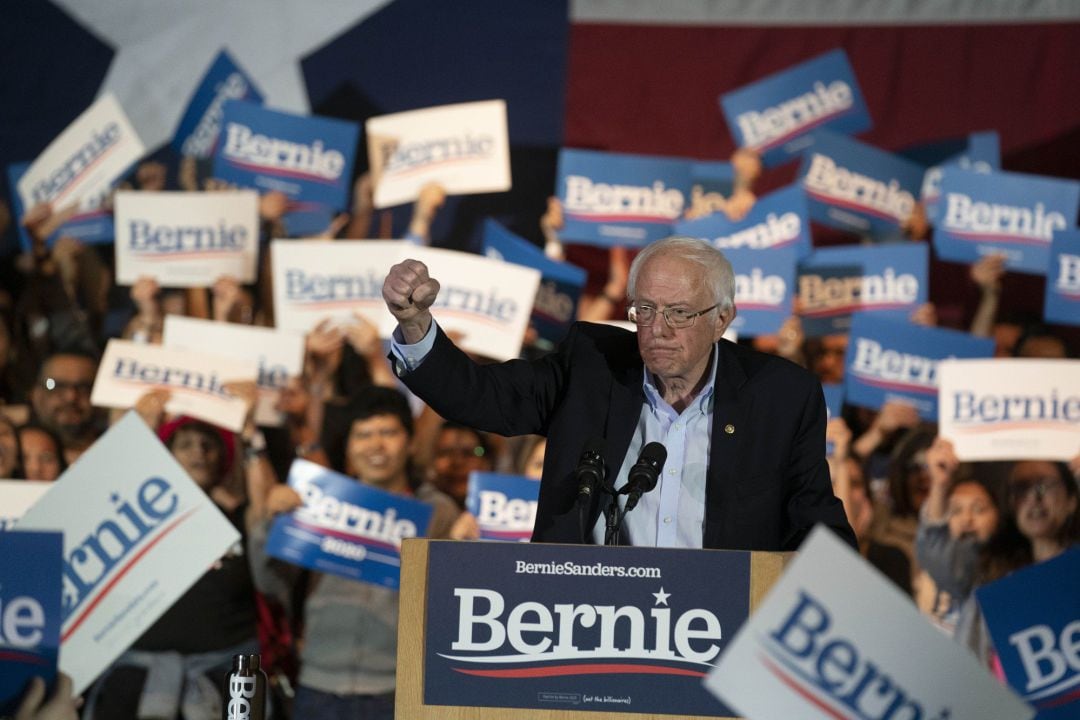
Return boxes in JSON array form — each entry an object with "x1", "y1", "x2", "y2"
[
  {"x1": 652, "y1": 587, "x2": 671, "y2": 606},
  {"x1": 51, "y1": 0, "x2": 390, "y2": 150}
]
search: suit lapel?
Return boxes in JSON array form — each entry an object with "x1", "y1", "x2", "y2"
[{"x1": 707, "y1": 341, "x2": 751, "y2": 533}]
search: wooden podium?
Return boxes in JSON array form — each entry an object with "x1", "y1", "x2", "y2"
[{"x1": 396, "y1": 539, "x2": 790, "y2": 719}]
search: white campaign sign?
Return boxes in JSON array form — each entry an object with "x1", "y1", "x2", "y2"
[
  {"x1": 271, "y1": 239, "x2": 402, "y2": 336},
  {"x1": 367, "y1": 100, "x2": 512, "y2": 209},
  {"x1": 705, "y1": 526, "x2": 1033, "y2": 720},
  {"x1": 938, "y1": 358, "x2": 1080, "y2": 461},
  {"x1": 163, "y1": 315, "x2": 304, "y2": 427},
  {"x1": 0, "y1": 480, "x2": 51, "y2": 530},
  {"x1": 17, "y1": 94, "x2": 145, "y2": 212},
  {"x1": 272, "y1": 240, "x2": 540, "y2": 361},
  {"x1": 91, "y1": 339, "x2": 256, "y2": 432},
  {"x1": 411, "y1": 245, "x2": 540, "y2": 361},
  {"x1": 115, "y1": 191, "x2": 260, "y2": 286},
  {"x1": 16, "y1": 413, "x2": 240, "y2": 694}
]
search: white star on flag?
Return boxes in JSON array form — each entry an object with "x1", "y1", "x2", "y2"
[{"x1": 51, "y1": 0, "x2": 390, "y2": 151}]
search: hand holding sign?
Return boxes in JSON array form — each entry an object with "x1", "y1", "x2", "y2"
[{"x1": 382, "y1": 259, "x2": 441, "y2": 343}]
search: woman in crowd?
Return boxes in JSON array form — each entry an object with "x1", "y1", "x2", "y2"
[
  {"x1": 915, "y1": 437, "x2": 1004, "y2": 634},
  {"x1": 955, "y1": 457, "x2": 1079, "y2": 667},
  {"x1": 83, "y1": 388, "x2": 271, "y2": 719},
  {"x1": 18, "y1": 423, "x2": 65, "y2": 481}
]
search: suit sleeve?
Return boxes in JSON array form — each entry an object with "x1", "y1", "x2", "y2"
[
  {"x1": 395, "y1": 324, "x2": 573, "y2": 438},
  {"x1": 781, "y1": 378, "x2": 859, "y2": 551}
]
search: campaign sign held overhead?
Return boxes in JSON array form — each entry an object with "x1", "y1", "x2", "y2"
[
  {"x1": 213, "y1": 100, "x2": 359, "y2": 209},
  {"x1": 676, "y1": 184, "x2": 811, "y2": 258},
  {"x1": 799, "y1": 130, "x2": 925, "y2": 237},
  {"x1": 938, "y1": 359, "x2": 1080, "y2": 461},
  {"x1": 271, "y1": 239, "x2": 402, "y2": 336},
  {"x1": 465, "y1": 472, "x2": 540, "y2": 542},
  {"x1": 0, "y1": 480, "x2": 50, "y2": 531},
  {"x1": 423, "y1": 541, "x2": 750, "y2": 716},
  {"x1": 686, "y1": 161, "x2": 735, "y2": 217},
  {"x1": 162, "y1": 315, "x2": 305, "y2": 428},
  {"x1": 934, "y1": 167, "x2": 1080, "y2": 275},
  {"x1": 1045, "y1": 230, "x2": 1080, "y2": 327},
  {"x1": 844, "y1": 314, "x2": 995, "y2": 421},
  {"x1": 272, "y1": 240, "x2": 541, "y2": 361},
  {"x1": 173, "y1": 49, "x2": 264, "y2": 159},
  {"x1": 265, "y1": 459, "x2": 434, "y2": 589},
  {"x1": 705, "y1": 526, "x2": 1033, "y2": 720},
  {"x1": 921, "y1": 131, "x2": 1000, "y2": 224},
  {"x1": 91, "y1": 339, "x2": 257, "y2": 432},
  {"x1": 976, "y1": 547, "x2": 1079, "y2": 720},
  {"x1": 16, "y1": 412, "x2": 241, "y2": 694},
  {"x1": 114, "y1": 190, "x2": 260, "y2": 287},
  {"x1": 798, "y1": 243, "x2": 928, "y2": 336},
  {"x1": 16, "y1": 94, "x2": 145, "y2": 213},
  {"x1": 367, "y1": 100, "x2": 512, "y2": 209},
  {"x1": 7, "y1": 162, "x2": 113, "y2": 250},
  {"x1": 0, "y1": 531, "x2": 63, "y2": 716},
  {"x1": 719, "y1": 49, "x2": 872, "y2": 168},
  {"x1": 557, "y1": 149, "x2": 692, "y2": 247},
  {"x1": 481, "y1": 219, "x2": 586, "y2": 346},
  {"x1": 725, "y1": 246, "x2": 797, "y2": 337}
]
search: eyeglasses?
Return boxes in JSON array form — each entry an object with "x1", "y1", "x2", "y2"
[
  {"x1": 42, "y1": 378, "x2": 93, "y2": 396},
  {"x1": 628, "y1": 303, "x2": 718, "y2": 329},
  {"x1": 1008, "y1": 476, "x2": 1065, "y2": 504}
]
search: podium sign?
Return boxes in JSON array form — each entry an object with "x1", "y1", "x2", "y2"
[{"x1": 418, "y1": 542, "x2": 755, "y2": 717}]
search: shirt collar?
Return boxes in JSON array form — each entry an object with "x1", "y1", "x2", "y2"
[{"x1": 642, "y1": 344, "x2": 718, "y2": 416}]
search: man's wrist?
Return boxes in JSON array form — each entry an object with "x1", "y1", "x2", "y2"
[{"x1": 398, "y1": 313, "x2": 433, "y2": 345}]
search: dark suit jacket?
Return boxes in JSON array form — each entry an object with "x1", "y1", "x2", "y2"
[{"x1": 399, "y1": 322, "x2": 856, "y2": 551}]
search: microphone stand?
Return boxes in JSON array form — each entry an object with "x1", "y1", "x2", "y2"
[{"x1": 603, "y1": 491, "x2": 624, "y2": 546}]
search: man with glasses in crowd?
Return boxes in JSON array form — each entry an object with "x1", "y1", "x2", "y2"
[
  {"x1": 382, "y1": 236, "x2": 855, "y2": 551},
  {"x1": 30, "y1": 351, "x2": 104, "y2": 464}
]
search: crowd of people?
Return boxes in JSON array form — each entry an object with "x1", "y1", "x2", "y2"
[{"x1": 2, "y1": 133, "x2": 1077, "y2": 719}]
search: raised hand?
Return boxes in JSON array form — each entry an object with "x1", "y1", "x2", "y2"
[{"x1": 382, "y1": 259, "x2": 440, "y2": 343}]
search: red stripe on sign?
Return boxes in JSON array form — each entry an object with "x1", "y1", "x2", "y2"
[
  {"x1": 0, "y1": 650, "x2": 49, "y2": 665},
  {"x1": 453, "y1": 663, "x2": 706, "y2": 678},
  {"x1": 760, "y1": 653, "x2": 853, "y2": 720},
  {"x1": 62, "y1": 507, "x2": 200, "y2": 642}
]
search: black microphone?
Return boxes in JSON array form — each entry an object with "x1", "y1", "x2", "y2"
[
  {"x1": 575, "y1": 438, "x2": 606, "y2": 503},
  {"x1": 623, "y1": 442, "x2": 666, "y2": 513}
]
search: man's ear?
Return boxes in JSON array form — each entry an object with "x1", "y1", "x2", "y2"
[{"x1": 714, "y1": 305, "x2": 735, "y2": 342}]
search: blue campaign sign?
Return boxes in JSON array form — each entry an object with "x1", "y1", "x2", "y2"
[
  {"x1": 843, "y1": 313, "x2": 994, "y2": 420},
  {"x1": 556, "y1": 148, "x2": 692, "y2": 248},
  {"x1": 725, "y1": 246, "x2": 797, "y2": 337},
  {"x1": 976, "y1": 547, "x2": 1079, "y2": 720},
  {"x1": 0, "y1": 531, "x2": 63, "y2": 716},
  {"x1": 934, "y1": 167, "x2": 1080, "y2": 275},
  {"x1": 265, "y1": 459, "x2": 434, "y2": 589},
  {"x1": 282, "y1": 201, "x2": 336, "y2": 238},
  {"x1": 1045, "y1": 230, "x2": 1080, "y2": 327},
  {"x1": 719, "y1": 49, "x2": 872, "y2": 168},
  {"x1": 7, "y1": 162, "x2": 114, "y2": 249},
  {"x1": 465, "y1": 471, "x2": 540, "y2": 542},
  {"x1": 675, "y1": 184, "x2": 811, "y2": 258},
  {"x1": 689, "y1": 160, "x2": 735, "y2": 207},
  {"x1": 213, "y1": 100, "x2": 359, "y2": 210},
  {"x1": 423, "y1": 541, "x2": 750, "y2": 716},
  {"x1": 921, "y1": 131, "x2": 1000, "y2": 225},
  {"x1": 172, "y1": 49, "x2": 264, "y2": 159},
  {"x1": 799, "y1": 130, "x2": 925, "y2": 238},
  {"x1": 798, "y1": 243, "x2": 928, "y2": 336},
  {"x1": 482, "y1": 219, "x2": 586, "y2": 344}
]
